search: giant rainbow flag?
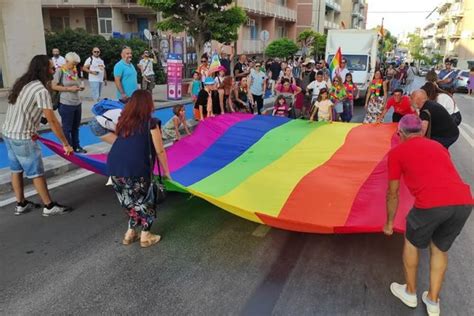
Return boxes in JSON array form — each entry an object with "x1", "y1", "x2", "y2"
[{"x1": 40, "y1": 114, "x2": 414, "y2": 234}]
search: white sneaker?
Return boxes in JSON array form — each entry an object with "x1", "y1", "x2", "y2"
[
  {"x1": 422, "y1": 291, "x2": 440, "y2": 316},
  {"x1": 42, "y1": 202, "x2": 70, "y2": 217},
  {"x1": 14, "y1": 200, "x2": 41, "y2": 215},
  {"x1": 390, "y1": 282, "x2": 418, "y2": 308}
]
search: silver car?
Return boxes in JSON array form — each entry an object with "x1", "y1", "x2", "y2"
[{"x1": 455, "y1": 69, "x2": 469, "y2": 92}]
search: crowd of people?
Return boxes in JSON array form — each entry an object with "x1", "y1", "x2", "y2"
[{"x1": 1, "y1": 44, "x2": 472, "y2": 315}]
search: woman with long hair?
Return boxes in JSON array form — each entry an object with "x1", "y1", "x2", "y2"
[
  {"x1": 421, "y1": 81, "x2": 461, "y2": 124},
  {"x1": 51, "y1": 52, "x2": 86, "y2": 153},
  {"x1": 107, "y1": 90, "x2": 170, "y2": 248},
  {"x1": 2, "y1": 55, "x2": 72, "y2": 216},
  {"x1": 363, "y1": 70, "x2": 388, "y2": 123}
]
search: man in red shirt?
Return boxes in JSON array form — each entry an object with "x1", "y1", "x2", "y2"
[
  {"x1": 378, "y1": 88, "x2": 414, "y2": 122},
  {"x1": 383, "y1": 114, "x2": 472, "y2": 316}
]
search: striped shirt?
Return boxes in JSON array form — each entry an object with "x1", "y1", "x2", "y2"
[{"x1": 2, "y1": 80, "x2": 53, "y2": 140}]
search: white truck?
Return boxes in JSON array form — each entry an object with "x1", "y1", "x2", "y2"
[{"x1": 325, "y1": 29, "x2": 378, "y2": 103}]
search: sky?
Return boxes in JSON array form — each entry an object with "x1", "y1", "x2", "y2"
[{"x1": 366, "y1": 0, "x2": 443, "y2": 37}]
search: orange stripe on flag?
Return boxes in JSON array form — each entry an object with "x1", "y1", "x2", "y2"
[{"x1": 274, "y1": 124, "x2": 396, "y2": 232}]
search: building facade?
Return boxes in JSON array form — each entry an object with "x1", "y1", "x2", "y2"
[
  {"x1": 422, "y1": 0, "x2": 474, "y2": 69},
  {"x1": 41, "y1": 0, "x2": 157, "y2": 38},
  {"x1": 296, "y1": 0, "x2": 367, "y2": 36},
  {"x1": 234, "y1": 0, "x2": 297, "y2": 56}
]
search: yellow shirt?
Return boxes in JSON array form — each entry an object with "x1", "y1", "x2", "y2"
[{"x1": 316, "y1": 99, "x2": 333, "y2": 121}]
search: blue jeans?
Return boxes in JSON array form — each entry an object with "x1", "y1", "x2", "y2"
[
  {"x1": 58, "y1": 103, "x2": 82, "y2": 149},
  {"x1": 3, "y1": 137, "x2": 44, "y2": 178},
  {"x1": 89, "y1": 81, "x2": 103, "y2": 101}
]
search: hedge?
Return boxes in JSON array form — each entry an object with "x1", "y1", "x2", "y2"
[{"x1": 45, "y1": 29, "x2": 166, "y2": 84}]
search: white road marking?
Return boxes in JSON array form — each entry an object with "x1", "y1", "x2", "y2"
[
  {"x1": 0, "y1": 170, "x2": 94, "y2": 207},
  {"x1": 461, "y1": 123, "x2": 474, "y2": 135},
  {"x1": 459, "y1": 126, "x2": 474, "y2": 147},
  {"x1": 252, "y1": 224, "x2": 271, "y2": 237}
]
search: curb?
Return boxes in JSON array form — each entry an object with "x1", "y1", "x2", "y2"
[{"x1": 0, "y1": 96, "x2": 276, "y2": 195}]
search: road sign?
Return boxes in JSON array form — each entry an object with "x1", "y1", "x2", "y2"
[
  {"x1": 260, "y1": 30, "x2": 270, "y2": 43},
  {"x1": 143, "y1": 29, "x2": 152, "y2": 41}
]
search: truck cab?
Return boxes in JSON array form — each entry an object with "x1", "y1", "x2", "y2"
[{"x1": 325, "y1": 29, "x2": 378, "y2": 103}]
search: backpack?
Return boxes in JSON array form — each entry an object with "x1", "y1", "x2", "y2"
[{"x1": 91, "y1": 98, "x2": 126, "y2": 116}]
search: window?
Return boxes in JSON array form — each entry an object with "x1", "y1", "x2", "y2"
[
  {"x1": 98, "y1": 8, "x2": 112, "y2": 34},
  {"x1": 85, "y1": 16, "x2": 99, "y2": 34},
  {"x1": 250, "y1": 24, "x2": 258, "y2": 40},
  {"x1": 276, "y1": 26, "x2": 287, "y2": 38},
  {"x1": 50, "y1": 16, "x2": 70, "y2": 32}
]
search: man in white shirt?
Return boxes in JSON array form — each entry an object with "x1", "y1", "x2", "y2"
[
  {"x1": 51, "y1": 48, "x2": 66, "y2": 70},
  {"x1": 307, "y1": 71, "x2": 329, "y2": 104},
  {"x1": 138, "y1": 50, "x2": 158, "y2": 93},
  {"x1": 332, "y1": 58, "x2": 349, "y2": 81},
  {"x1": 83, "y1": 47, "x2": 107, "y2": 102}
]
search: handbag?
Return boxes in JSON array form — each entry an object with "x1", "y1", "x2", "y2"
[
  {"x1": 143, "y1": 120, "x2": 167, "y2": 209},
  {"x1": 51, "y1": 70, "x2": 64, "y2": 110},
  {"x1": 449, "y1": 96, "x2": 462, "y2": 126}
]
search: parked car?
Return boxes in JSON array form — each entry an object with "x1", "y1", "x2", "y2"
[{"x1": 455, "y1": 69, "x2": 469, "y2": 92}]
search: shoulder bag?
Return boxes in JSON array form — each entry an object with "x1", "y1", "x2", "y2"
[
  {"x1": 143, "y1": 120, "x2": 167, "y2": 210},
  {"x1": 51, "y1": 70, "x2": 64, "y2": 110},
  {"x1": 446, "y1": 94, "x2": 462, "y2": 126},
  {"x1": 422, "y1": 109, "x2": 432, "y2": 138}
]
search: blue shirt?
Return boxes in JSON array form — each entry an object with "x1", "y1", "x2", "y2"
[
  {"x1": 249, "y1": 70, "x2": 266, "y2": 96},
  {"x1": 107, "y1": 119, "x2": 159, "y2": 177},
  {"x1": 437, "y1": 69, "x2": 457, "y2": 89},
  {"x1": 113, "y1": 60, "x2": 138, "y2": 98}
]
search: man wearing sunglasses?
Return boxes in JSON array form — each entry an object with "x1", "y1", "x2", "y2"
[
  {"x1": 83, "y1": 47, "x2": 107, "y2": 102},
  {"x1": 437, "y1": 58, "x2": 457, "y2": 93},
  {"x1": 138, "y1": 50, "x2": 158, "y2": 93}
]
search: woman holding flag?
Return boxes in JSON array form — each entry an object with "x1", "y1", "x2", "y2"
[{"x1": 363, "y1": 70, "x2": 388, "y2": 123}]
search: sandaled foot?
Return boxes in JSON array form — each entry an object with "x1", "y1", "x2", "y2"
[
  {"x1": 140, "y1": 234, "x2": 161, "y2": 248},
  {"x1": 122, "y1": 230, "x2": 140, "y2": 245}
]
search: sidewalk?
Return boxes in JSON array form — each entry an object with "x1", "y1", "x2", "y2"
[
  {"x1": 0, "y1": 82, "x2": 276, "y2": 195},
  {"x1": 0, "y1": 81, "x2": 192, "y2": 132}
]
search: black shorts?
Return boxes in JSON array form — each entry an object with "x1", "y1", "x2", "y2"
[{"x1": 406, "y1": 205, "x2": 472, "y2": 252}]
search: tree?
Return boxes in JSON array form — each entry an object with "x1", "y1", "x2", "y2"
[
  {"x1": 296, "y1": 29, "x2": 326, "y2": 59},
  {"x1": 265, "y1": 38, "x2": 299, "y2": 58},
  {"x1": 404, "y1": 33, "x2": 424, "y2": 62},
  {"x1": 139, "y1": 0, "x2": 247, "y2": 58},
  {"x1": 372, "y1": 25, "x2": 398, "y2": 61}
]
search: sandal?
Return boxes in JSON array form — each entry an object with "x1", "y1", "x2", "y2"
[
  {"x1": 122, "y1": 234, "x2": 140, "y2": 245},
  {"x1": 140, "y1": 234, "x2": 161, "y2": 248}
]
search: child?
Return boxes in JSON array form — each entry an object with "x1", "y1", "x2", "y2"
[
  {"x1": 342, "y1": 73, "x2": 358, "y2": 122},
  {"x1": 188, "y1": 71, "x2": 201, "y2": 102},
  {"x1": 329, "y1": 76, "x2": 347, "y2": 121},
  {"x1": 272, "y1": 95, "x2": 290, "y2": 117},
  {"x1": 310, "y1": 88, "x2": 333, "y2": 122},
  {"x1": 162, "y1": 104, "x2": 191, "y2": 142},
  {"x1": 306, "y1": 71, "x2": 329, "y2": 104}
]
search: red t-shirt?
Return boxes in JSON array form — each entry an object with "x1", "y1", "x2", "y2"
[
  {"x1": 386, "y1": 95, "x2": 414, "y2": 115},
  {"x1": 388, "y1": 136, "x2": 472, "y2": 209}
]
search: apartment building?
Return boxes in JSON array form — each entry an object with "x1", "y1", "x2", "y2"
[
  {"x1": 423, "y1": 0, "x2": 474, "y2": 69},
  {"x1": 296, "y1": 0, "x2": 367, "y2": 36},
  {"x1": 234, "y1": 0, "x2": 297, "y2": 56},
  {"x1": 41, "y1": 0, "x2": 157, "y2": 38}
]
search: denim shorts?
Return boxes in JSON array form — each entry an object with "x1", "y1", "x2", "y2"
[
  {"x1": 89, "y1": 120, "x2": 109, "y2": 137},
  {"x1": 3, "y1": 137, "x2": 44, "y2": 178}
]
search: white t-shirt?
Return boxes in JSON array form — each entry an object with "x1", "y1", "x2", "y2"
[
  {"x1": 332, "y1": 67, "x2": 349, "y2": 81},
  {"x1": 96, "y1": 109, "x2": 122, "y2": 131},
  {"x1": 84, "y1": 56, "x2": 106, "y2": 82},
  {"x1": 139, "y1": 58, "x2": 155, "y2": 76},
  {"x1": 52, "y1": 56, "x2": 66, "y2": 69},
  {"x1": 436, "y1": 93, "x2": 458, "y2": 115},
  {"x1": 307, "y1": 80, "x2": 328, "y2": 97}
]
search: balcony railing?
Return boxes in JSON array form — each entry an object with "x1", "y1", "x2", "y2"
[
  {"x1": 42, "y1": 0, "x2": 141, "y2": 6},
  {"x1": 237, "y1": 0, "x2": 296, "y2": 21},
  {"x1": 325, "y1": 0, "x2": 341, "y2": 12},
  {"x1": 241, "y1": 39, "x2": 264, "y2": 54},
  {"x1": 324, "y1": 20, "x2": 339, "y2": 29}
]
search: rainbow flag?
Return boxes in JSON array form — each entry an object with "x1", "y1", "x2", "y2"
[
  {"x1": 40, "y1": 114, "x2": 414, "y2": 234},
  {"x1": 329, "y1": 47, "x2": 342, "y2": 80},
  {"x1": 208, "y1": 52, "x2": 222, "y2": 74}
]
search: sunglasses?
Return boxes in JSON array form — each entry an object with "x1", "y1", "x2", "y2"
[
  {"x1": 93, "y1": 51, "x2": 100, "y2": 53},
  {"x1": 201, "y1": 60, "x2": 207, "y2": 62}
]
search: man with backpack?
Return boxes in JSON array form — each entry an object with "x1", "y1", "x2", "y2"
[
  {"x1": 83, "y1": 47, "x2": 107, "y2": 102},
  {"x1": 138, "y1": 50, "x2": 158, "y2": 93}
]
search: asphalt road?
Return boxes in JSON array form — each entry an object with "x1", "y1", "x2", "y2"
[{"x1": 1, "y1": 76, "x2": 473, "y2": 315}]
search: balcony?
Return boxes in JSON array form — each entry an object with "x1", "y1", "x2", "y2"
[
  {"x1": 324, "y1": 20, "x2": 339, "y2": 29},
  {"x1": 325, "y1": 0, "x2": 341, "y2": 12},
  {"x1": 241, "y1": 39, "x2": 264, "y2": 54},
  {"x1": 237, "y1": 0, "x2": 297, "y2": 22},
  {"x1": 42, "y1": 0, "x2": 139, "y2": 5}
]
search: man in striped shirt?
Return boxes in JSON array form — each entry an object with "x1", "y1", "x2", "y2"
[{"x1": 2, "y1": 55, "x2": 73, "y2": 216}]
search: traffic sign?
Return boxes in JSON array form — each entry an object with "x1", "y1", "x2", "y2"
[{"x1": 260, "y1": 30, "x2": 270, "y2": 42}]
